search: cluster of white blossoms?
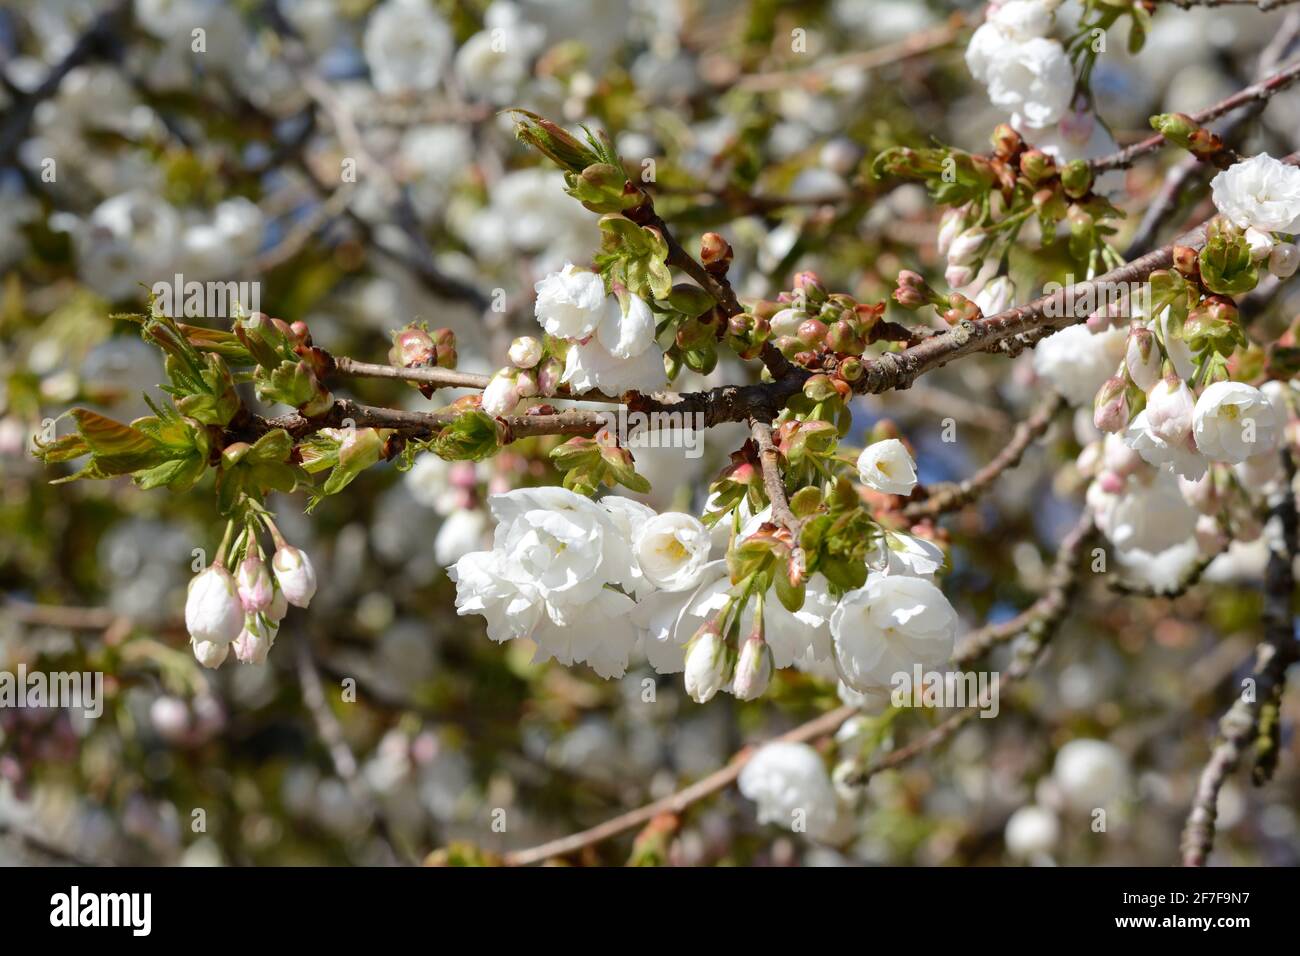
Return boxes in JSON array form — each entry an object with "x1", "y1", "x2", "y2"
[
  {"x1": 965, "y1": 2, "x2": 1124, "y2": 195},
  {"x1": 183, "y1": 530, "x2": 316, "y2": 669},
  {"x1": 480, "y1": 264, "x2": 667, "y2": 416},
  {"x1": 1062, "y1": 154, "x2": 1300, "y2": 557},
  {"x1": 1209, "y1": 153, "x2": 1300, "y2": 278},
  {"x1": 966, "y1": 1, "x2": 1072, "y2": 133},
  {"x1": 451, "y1": 439, "x2": 960, "y2": 705}
]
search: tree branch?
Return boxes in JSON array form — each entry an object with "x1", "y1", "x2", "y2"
[
  {"x1": 501, "y1": 704, "x2": 857, "y2": 866},
  {"x1": 1090, "y1": 59, "x2": 1300, "y2": 172},
  {"x1": 902, "y1": 392, "x2": 1064, "y2": 520},
  {"x1": 1181, "y1": 450, "x2": 1298, "y2": 866}
]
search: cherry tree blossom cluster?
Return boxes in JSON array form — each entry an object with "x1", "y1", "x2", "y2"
[{"x1": 13, "y1": 0, "x2": 1300, "y2": 868}]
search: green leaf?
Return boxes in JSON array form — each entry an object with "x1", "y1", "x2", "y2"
[{"x1": 431, "y1": 411, "x2": 500, "y2": 462}]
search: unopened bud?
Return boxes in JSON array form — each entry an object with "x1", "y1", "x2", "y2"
[
  {"x1": 797, "y1": 318, "x2": 828, "y2": 347},
  {"x1": 732, "y1": 633, "x2": 773, "y2": 701},
  {"x1": 991, "y1": 123, "x2": 1023, "y2": 160},
  {"x1": 272, "y1": 545, "x2": 317, "y2": 609},
  {"x1": 947, "y1": 227, "x2": 987, "y2": 267},
  {"x1": 389, "y1": 327, "x2": 436, "y2": 369},
  {"x1": 803, "y1": 373, "x2": 839, "y2": 403},
  {"x1": 700, "y1": 232, "x2": 733, "y2": 271},
  {"x1": 1092, "y1": 376, "x2": 1129, "y2": 433},
  {"x1": 1060, "y1": 159, "x2": 1093, "y2": 199},
  {"x1": 1172, "y1": 245, "x2": 1199, "y2": 277},
  {"x1": 683, "y1": 624, "x2": 730, "y2": 704},
  {"x1": 236, "y1": 553, "x2": 274, "y2": 614},
  {"x1": 538, "y1": 357, "x2": 564, "y2": 396},
  {"x1": 1269, "y1": 242, "x2": 1300, "y2": 279},
  {"x1": 508, "y1": 336, "x2": 543, "y2": 368},
  {"x1": 1019, "y1": 149, "x2": 1056, "y2": 185},
  {"x1": 1125, "y1": 326, "x2": 1161, "y2": 392},
  {"x1": 792, "y1": 270, "x2": 827, "y2": 306}
]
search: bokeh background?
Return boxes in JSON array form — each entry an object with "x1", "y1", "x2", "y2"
[{"x1": 2, "y1": 0, "x2": 1299, "y2": 865}]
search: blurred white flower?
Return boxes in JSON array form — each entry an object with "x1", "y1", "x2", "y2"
[
  {"x1": 454, "y1": 3, "x2": 545, "y2": 103},
  {"x1": 363, "y1": 0, "x2": 453, "y2": 95},
  {"x1": 434, "y1": 508, "x2": 489, "y2": 566},
  {"x1": 1005, "y1": 804, "x2": 1060, "y2": 858},
  {"x1": 738, "y1": 742, "x2": 842, "y2": 840},
  {"x1": 1033, "y1": 323, "x2": 1127, "y2": 406},
  {"x1": 1053, "y1": 739, "x2": 1130, "y2": 811},
  {"x1": 1095, "y1": 469, "x2": 1197, "y2": 554}
]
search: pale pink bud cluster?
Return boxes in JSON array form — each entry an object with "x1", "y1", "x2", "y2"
[{"x1": 187, "y1": 524, "x2": 315, "y2": 669}]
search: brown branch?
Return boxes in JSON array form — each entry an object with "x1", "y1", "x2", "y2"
[
  {"x1": 751, "y1": 419, "x2": 807, "y2": 574},
  {"x1": 735, "y1": 13, "x2": 969, "y2": 93},
  {"x1": 1108, "y1": 548, "x2": 1222, "y2": 597},
  {"x1": 330, "y1": 355, "x2": 623, "y2": 404},
  {"x1": 1181, "y1": 450, "x2": 1298, "y2": 866},
  {"x1": 1124, "y1": 14, "x2": 1300, "y2": 257},
  {"x1": 332, "y1": 356, "x2": 492, "y2": 392},
  {"x1": 849, "y1": 148, "x2": 1298, "y2": 398},
  {"x1": 902, "y1": 392, "x2": 1064, "y2": 520},
  {"x1": 3, "y1": 599, "x2": 124, "y2": 631},
  {"x1": 1090, "y1": 59, "x2": 1300, "y2": 172},
  {"x1": 952, "y1": 510, "x2": 1098, "y2": 666},
  {"x1": 502, "y1": 704, "x2": 856, "y2": 866}
]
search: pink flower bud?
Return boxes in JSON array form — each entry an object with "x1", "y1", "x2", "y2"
[
  {"x1": 515, "y1": 368, "x2": 539, "y2": 398},
  {"x1": 1097, "y1": 470, "x2": 1125, "y2": 495},
  {"x1": 937, "y1": 207, "x2": 965, "y2": 258},
  {"x1": 1125, "y1": 327, "x2": 1161, "y2": 392},
  {"x1": 272, "y1": 545, "x2": 317, "y2": 608},
  {"x1": 1092, "y1": 376, "x2": 1129, "y2": 433},
  {"x1": 232, "y1": 615, "x2": 275, "y2": 665},
  {"x1": 946, "y1": 227, "x2": 987, "y2": 267},
  {"x1": 944, "y1": 263, "x2": 976, "y2": 289},
  {"x1": 537, "y1": 357, "x2": 564, "y2": 396},
  {"x1": 185, "y1": 566, "x2": 244, "y2": 646},
  {"x1": 236, "y1": 553, "x2": 274, "y2": 614},
  {"x1": 732, "y1": 634, "x2": 773, "y2": 702}
]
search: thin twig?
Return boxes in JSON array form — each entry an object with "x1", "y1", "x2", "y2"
[
  {"x1": 502, "y1": 705, "x2": 856, "y2": 866},
  {"x1": 752, "y1": 419, "x2": 807, "y2": 574},
  {"x1": 736, "y1": 13, "x2": 968, "y2": 92},
  {"x1": 902, "y1": 392, "x2": 1064, "y2": 520},
  {"x1": 1090, "y1": 59, "x2": 1300, "y2": 172},
  {"x1": 1181, "y1": 450, "x2": 1298, "y2": 866}
]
